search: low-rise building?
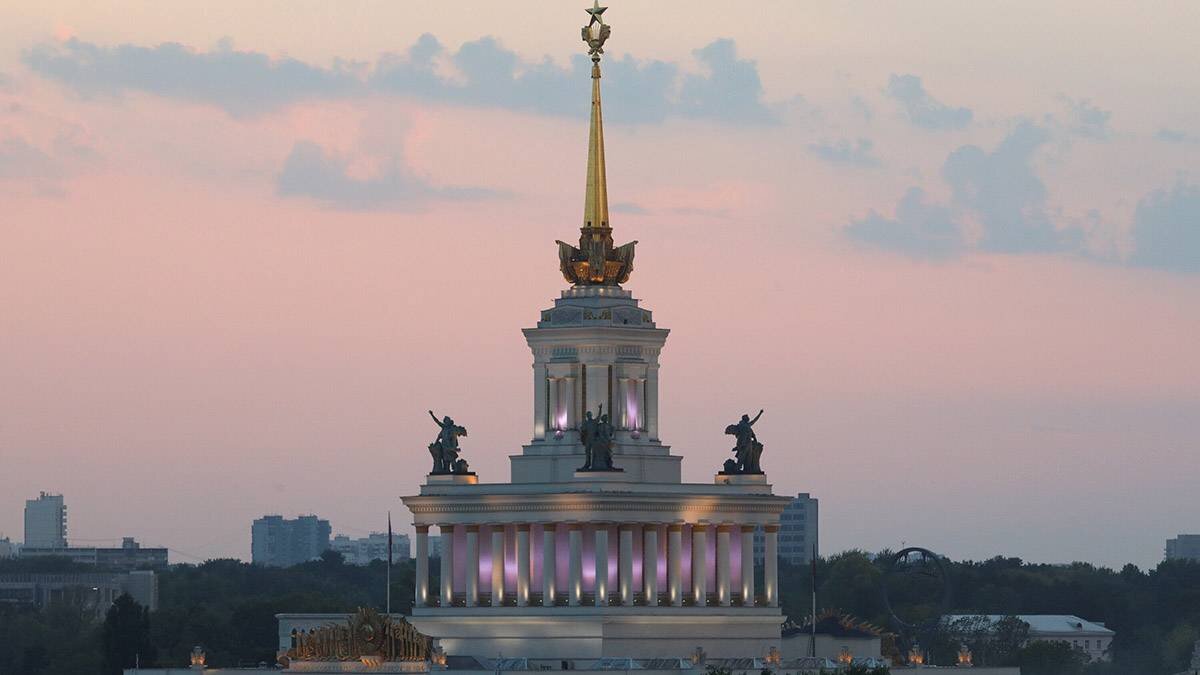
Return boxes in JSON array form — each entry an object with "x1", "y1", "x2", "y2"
[
  {"x1": 0, "y1": 570, "x2": 158, "y2": 615},
  {"x1": 0, "y1": 536, "x2": 18, "y2": 559},
  {"x1": 1166, "y1": 534, "x2": 1200, "y2": 561},
  {"x1": 20, "y1": 537, "x2": 168, "y2": 570},
  {"x1": 331, "y1": 532, "x2": 411, "y2": 565},
  {"x1": 945, "y1": 614, "x2": 1114, "y2": 662}
]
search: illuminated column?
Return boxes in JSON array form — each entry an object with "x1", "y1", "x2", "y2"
[
  {"x1": 516, "y1": 524, "x2": 531, "y2": 607},
  {"x1": 716, "y1": 524, "x2": 732, "y2": 607},
  {"x1": 491, "y1": 527, "x2": 505, "y2": 607},
  {"x1": 542, "y1": 524, "x2": 557, "y2": 606},
  {"x1": 439, "y1": 524, "x2": 454, "y2": 607},
  {"x1": 533, "y1": 363, "x2": 547, "y2": 440},
  {"x1": 563, "y1": 377, "x2": 577, "y2": 431},
  {"x1": 464, "y1": 526, "x2": 479, "y2": 607},
  {"x1": 547, "y1": 378, "x2": 561, "y2": 437},
  {"x1": 691, "y1": 524, "x2": 708, "y2": 605},
  {"x1": 645, "y1": 365, "x2": 660, "y2": 440},
  {"x1": 668, "y1": 523, "x2": 683, "y2": 607},
  {"x1": 619, "y1": 525, "x2": 634, "y2": 606},
  {"x1": 764, "y1": 524, "x2": 779, "y2": 607},
  {"x1": 569, "y1": 524, "x2": 583, "y2": 606},
  {"x1": 643, "y1": 524, "x2": 659, "y2": 606},
  {"x1": 415, "y1": 525, "x2": 430, "y2": 607},
  {"x1": 595, "y1": 525, "x2": 609, "y2": 606},
  {"x1": 741, "y1": 525, "x2": 756, "y2": 605}
]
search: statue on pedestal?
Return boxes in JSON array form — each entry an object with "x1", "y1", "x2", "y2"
[
  {"x1": 578, "y1": 404, "x2": 618, "y2": 471},
  {"x1": 723, "y1": 409, "x2": 764, "y2": 474},
  {"x1": 428, "y1": 411, "x2": 470, "y2": 474}
]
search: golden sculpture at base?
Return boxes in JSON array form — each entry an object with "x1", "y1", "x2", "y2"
[
  {"x1": 556, "y1": 1, "x2": 637, "y2": 287},
  {"x1": 285, "y1": 607, "x2": 432, "y2": 663}
]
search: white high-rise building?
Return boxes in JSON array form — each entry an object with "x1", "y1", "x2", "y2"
[
  {"x1": 331, "y1": 532, "x2": 412, "y2": 565},
  {"x1": 24, "y1": 492, "x2": 67, "y2": 549},
  {"x1": 1165, "y1": 534, "x2": 1200, "y2": 561}
]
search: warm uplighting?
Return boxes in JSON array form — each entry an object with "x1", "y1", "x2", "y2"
[
  {"x1": 189, "y1": 645, "x2": 206, "y2": 668},
  {"x1": 909, "y1": 646, "x2": 926, "y2": 665},
  {"x1": 765, "y1": 647, "x2": 782, "y2": 666},
  {"x1": 838, "y1": 646, "x2": 853, "y2": 664},
  {"x1": 957, "y1": 645, "x2": 974, "y2": 667}
]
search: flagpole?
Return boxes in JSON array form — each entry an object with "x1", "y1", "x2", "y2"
[
  {"x1": 387, "y1": 511, "x2": 393, "y2": 616},
  {"x1": 810, "y1": 544, "x2": 817, "y2": 658}
]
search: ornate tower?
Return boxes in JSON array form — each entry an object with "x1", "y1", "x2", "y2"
[{"x1": 518, "y1": 1, "x2": 675, "y2": 483}]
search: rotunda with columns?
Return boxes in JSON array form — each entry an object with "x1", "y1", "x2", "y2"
[{"x1": 401, "y1": 3, "x2": 792, "y2": 661}]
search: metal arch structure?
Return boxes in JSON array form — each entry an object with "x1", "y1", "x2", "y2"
[{"x1": 880, "y1": 546, "x2": 952, "y2": 663}]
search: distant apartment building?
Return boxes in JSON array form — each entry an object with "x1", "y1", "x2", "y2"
[
  {"x1": 331, "y1": 532, "x2": 411, "y2": 565},
  {"x1": 755, "y1": 492, "x2": 818, "y2": 565},
  {"x1": 1165, "y1": 534, "x2": 1200, "y2": 561},
  {"x1": 252, "y1": 515, "x2": 331, "y2": 567},
  {"x1": 21, "y1": 537, "x2": 168, "y2": 570},
  {"x1": 0, "y1": 536, "x2": 18, "y2": 559},
  {"x1": 24, "y1": 492, "x2": 67, "y2": 548},
  {"x1": 0, "y1": 570, "x2": 158, "y2": 616}
]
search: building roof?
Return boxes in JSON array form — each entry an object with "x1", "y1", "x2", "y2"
[{"x1": 945, "y1": 615, "x2": 1114, "y2": 636}]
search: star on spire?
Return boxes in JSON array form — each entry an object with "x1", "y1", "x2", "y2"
[{"x1": 586, "y1": 0, "x2": 607, "y2": 25}]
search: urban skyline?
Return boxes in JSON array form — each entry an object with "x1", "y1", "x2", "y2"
[{"x1": 2, "y1": 1, "x2": 1198, "y2": 572}]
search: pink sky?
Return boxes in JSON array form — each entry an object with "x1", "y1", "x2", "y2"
[{"x1": 1, "y1": 1, "x2": 1198, "y2": 569}]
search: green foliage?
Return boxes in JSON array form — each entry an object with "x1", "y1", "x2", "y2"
[
  {"x1": 704, "y1": 665, "x2": 733, "y2": 675},
  {"x1": 1018, "y1": 639, "x2": 1087, "y2": 675},
  {"x1": 101, "y1": 593, "x2": 156, "y2": 675},
  {"x1": 0, "y1": 604, "x2": 101, "y2": 675}
]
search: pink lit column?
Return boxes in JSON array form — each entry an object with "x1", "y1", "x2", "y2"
[
  {"x1": 439, "y1": 524, "x2": 454, "y2": 606},
  {"x1": 464, "y1": 525, "x2": 480, "y2": 607},
  {"x1": 668, "y1": 523, "x2": 683, "y2": 606},
  {"x1": 764, "y1": 523, "x2": 779, "y2": 607},
  {"x1": 516, "y1": 524, "x2": 531, "y2": 607},
  {"x1": 740, "y1": 525, "x2": 755, "y2": 605},
  {"x1": 415, "y1": 525, "x2": 430, "y2": 607},
  {"x1": 619, "y1": 524, "x2": 634, "y2": 606},
  {"x1": 716, "y1": 524, "x2": 733, "y2": 607},
  {"x1": 543, "y1": 524, "x2": 557, "y2": 606},
  {"x1": 643, "y1": 524, "x2": 659, "y2": 606},
  {"x1": 691, "y1": 524, "x2": 708, "y2": 605}
]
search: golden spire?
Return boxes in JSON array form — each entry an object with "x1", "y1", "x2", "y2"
[{"x1": 556, "y1": 2, "x2": 637, "y2": 286}]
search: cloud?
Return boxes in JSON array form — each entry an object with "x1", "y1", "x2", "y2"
[
  {"x1": 885, "y1": 74, "x2": 972, "y2": 131},
  {"x1": 807, "y1": 137, "x2": 880, "y2": 168},
  {"x1": 25, "y1": 38, "x2": 359, "y2": 117},
  {"x1": 1061, "y1": 97, "x2": 1111, "y2": 140},
  {"x1": 943, "y1": 120, "x2": 1082, "y2": 253},
  {"x1": 1156, "y1": 128, "x2": 1198, "y2": 144},
  {"x1": 0, "y1": 135, "x2": 61, "y2": 180},
  {"x1": 611, "y1": 202, "x2": 649, "y2": 215},
  {"x1": 843, "y1": 121, "x2": 1083, "y2": 258},
  {"x1": 27, "y1": 35, "x2": 775, "y2": 124},
  {"x1": 1128, "y1": 183, "x2": 1200, "y2": 274},
  {"x1": 845, "y1": 187, "x2": 964, "y2": 259},
  {"x1": 275, "y1": 141, "x2": 496, "y2": 211}
]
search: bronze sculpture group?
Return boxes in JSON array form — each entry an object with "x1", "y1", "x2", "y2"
[
  {"x1": 428, "y1": 410, "x2": 471, "y2": 474},
  {"x1": 578, "y1": 404, "x2": 617, "y2": 471},
  {"x1": 424, "y1": 406, "x2": 767, "y2": 476}
]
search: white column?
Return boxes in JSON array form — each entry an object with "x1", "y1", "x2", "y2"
[
  {"x1": 533, "y1": 363, "x2": 547, "y2": 440},
  {"x1": 439, "y1": 524, "x2": 454, "y2": 607},
  {"x1": 465, "y1": 526, "x2": 479, "y2": 607},
  {"x1": 569, "y1": 524, "x2": 583, "y2": 606},
  {"x1": 547, "y1": 378, "x2": 561, "y2": 437},
  {"x1": 764, "y1": 524, "x2": 779, "y2": 607},
  {"x1": 692, "y1": 524, "x2": 708, "y2": 606},
  {"x1": 415, "y1": 525, "x2": 430, "y2": 607},
  {"x1": 643, "y1": 524, "x2": 659, "y2": 606},
  {"x1": 645, "y1": 365, "x2": 660, "y2": 440},
  {"x1": 516, "y1": 524, "x2": 531, "y2": 607},
  {"x1": 563, "y1": 376, "x2": 577, "y2": 431},
  {"x1": 542, "y1": 524, "x2": 557, "y2": 606},
  {"x1": 619, "y1": 525, "x2": 634, "y2": 606},
  {"x1": 668, "y1": 523, "x2": 683, "y2": 607},
  {"x1": 716, "y1": 524, "x2": 732, "y2": 607},
  {"x1": 595, "y1": 525, "x2": 609, "y2": 606},
  {"x1": 741, "y1": 525, "x2": 756, "y2": 606},
  {"x1": 491, "y1": 527, "x2": 505, "y2": 607}
]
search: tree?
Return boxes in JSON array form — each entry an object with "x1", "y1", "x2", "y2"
[
  {"x1": 1018, "y1": 640, "x2": 1087, "y2": 675},
  {"x1": 101, "y1": 594, "x2": 156, "y2": 675}
]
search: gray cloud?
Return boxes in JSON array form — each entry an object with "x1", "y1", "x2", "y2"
[
  {"x1": 25, "y1": 39, "x2": 359, "y2": 117},
  {"x1": 807, "y1": 137, "x2": 880, "y2": 168},
  {"x1": 26, "y1": 35, "x2": 774, "y2": 124},
  {"x1": 275, "y1": 141, "x2": 496, "y2": 211},
  {"x1": 0, "y1": 136, "x2": 61, "y2": 180},
  {"x1": 885, "y1": 74, "x2": 972, "y2": 131},
  {"x1": 1128, "y1": 183, "x2": 1200, "y2": 274},
  {"x1": 844, "y1": 121, "x2": 1083, "y2": 258},
  {"x1": 1156, "y1": 128, "x2": 1198, "y2": 144},
  {"x1": 1061, "y1": 97, "x2": 1111, "y2": 140},
  {"x1": 845, "y1": 187, "x2": 964, "y2": 259},
  {"x1": 611, "y1": 202, "x2": 649, "y2": 215},
  {"x1": 943, "y1": 120, "x2": 1082, "y2": 253}
]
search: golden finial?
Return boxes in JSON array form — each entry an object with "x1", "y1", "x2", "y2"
[{"x1": 555, "y1": 2, "x2": 637, "y2": 286}]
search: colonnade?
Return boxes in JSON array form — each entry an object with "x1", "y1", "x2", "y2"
[{"x1": 414, "y1": 523, "x2": 779, "y2": 609}]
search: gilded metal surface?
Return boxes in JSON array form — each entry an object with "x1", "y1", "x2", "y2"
[
  {"x1": 557, "y1": 2, "x2": 638, "y2": 286},
  {"x1": 286, "y1": 607, "x2": 432, "y2": 663}
]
